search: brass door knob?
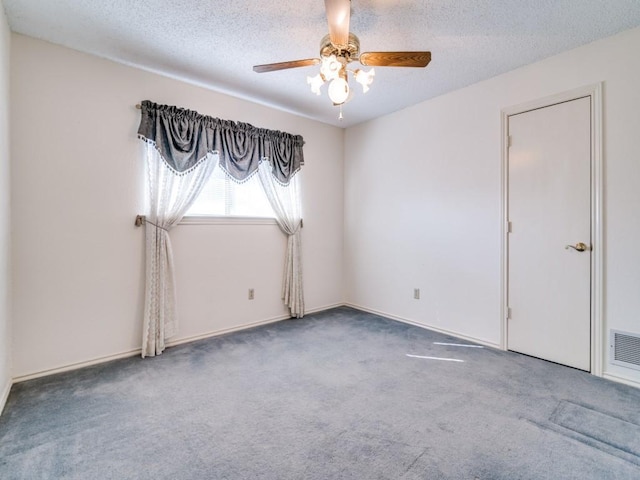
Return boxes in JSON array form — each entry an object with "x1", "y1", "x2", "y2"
[{"x1": 565, "y1": 242, "x2": 589, "y2": 252}]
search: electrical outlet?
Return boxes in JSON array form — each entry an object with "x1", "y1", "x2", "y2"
[
  {"x1": 413, "y1": 288, "x2": 420, "y2": 300},
  {"x1": 248, "y1": 288, "x2": 255, "y2": 300}
]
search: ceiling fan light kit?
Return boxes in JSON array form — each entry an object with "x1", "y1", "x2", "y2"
[
  {"x1": 253, "y1": 0, "x2": 431, "y2": 119},
  {"x1": 307, "y1": 52, "x2": 375, "y2": 104}
]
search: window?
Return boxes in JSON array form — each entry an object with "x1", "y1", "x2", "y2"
[{"x1": 186, "y1": 161, "x2": 275, "y2": 218}]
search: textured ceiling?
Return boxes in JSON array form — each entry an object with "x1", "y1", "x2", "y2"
[{"x1": 5, "y1": 0, "x2": 640, "y2": 127}]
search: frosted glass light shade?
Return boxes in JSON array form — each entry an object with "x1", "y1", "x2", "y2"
[
  {"x1": 355, "y1": 68, "x2": 375, "y2": 93},
  {"x1": 320, "y1": 55, "x2": 342, "y2": 81},
  {"x1": 307, "y1": 74, "x2": 324, "y2": 95},
  {"x1": 328, "y1": 77, "x2": 349, "y2": 104}
]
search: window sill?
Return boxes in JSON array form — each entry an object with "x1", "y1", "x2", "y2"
[{"x1": 179, "y1": 216, "x2": 278, "y2": 226}]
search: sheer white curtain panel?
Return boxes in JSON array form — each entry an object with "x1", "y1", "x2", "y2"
[
  {"x1": 257, "y1": 161, "x2": 304, "y2": 318},
  {"x1": 143, "y1": 145, "x2": 217, "y2": 357}
]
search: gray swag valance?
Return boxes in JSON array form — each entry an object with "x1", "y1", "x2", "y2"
[{"x1": 137, "y1": 100, "x2": 304, "y2": 184}]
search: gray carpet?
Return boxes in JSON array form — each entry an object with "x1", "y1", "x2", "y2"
[{"x1": 1, "y1": 307, "x2": 640, "y2": 479}]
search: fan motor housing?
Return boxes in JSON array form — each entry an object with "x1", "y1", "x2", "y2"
[{"x1": 320, "y1": 33, "x2": 360, "y2": 62}]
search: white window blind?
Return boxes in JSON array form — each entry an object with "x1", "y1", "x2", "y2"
[{"x1": 185, "y1": 162, "x2": 275, "y2": 218}]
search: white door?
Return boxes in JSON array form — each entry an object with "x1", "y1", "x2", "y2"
[{"x1": 507, "y1": 97, "x2": 591, "y2": 371}]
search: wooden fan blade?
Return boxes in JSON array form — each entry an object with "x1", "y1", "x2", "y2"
[
  {"x1": 359, "y1": 51, "x2": 432, "y2": 68},
  {"x1": 325, "y1": 0, "x2": 350, "y2": 47},
  {"x1": 253, "y1": 58, "x2": 321, "y2": 73}
]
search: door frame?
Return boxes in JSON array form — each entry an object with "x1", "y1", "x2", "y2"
[{"x1": 500, "y1": 83, "x2": 603, "y2": 376}]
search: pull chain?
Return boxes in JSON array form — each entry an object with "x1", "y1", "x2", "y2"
[{"x1": 339, "y1": 104, "x2": 343, "y2": 121}]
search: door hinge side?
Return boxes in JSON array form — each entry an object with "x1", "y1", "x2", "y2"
[
  {"x1": 507, "y1": 221, "x2": 512, "y2": 233},
  {"x1": 507, "y1": 307, "x2": 512, "y2": 319},
  {"x1": 508, "y1": 135, "x2": 512, "y2": 148}
]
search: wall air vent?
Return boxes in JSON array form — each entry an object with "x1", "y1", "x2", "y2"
[{"x1": 610, "y1": 330, "x2": 640, "y2": 371}]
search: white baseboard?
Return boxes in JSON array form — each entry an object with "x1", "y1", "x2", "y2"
[
  {"x1": 307, "y1": 302, "x2": 345, "y2": 314},
  {"x1": 0, "y1": 378, "x2": 11, "y2": 416},
  {"x1": 345, "y1": 303, "x2": 502, "y2": 349},
  {"x1": 603, "y1": 371, "x2": 640, "y2": 389},
  {"x1": 12, "y1": 348, "x2": 141, "y2": 383},
  {"x1": 166, "y1": 302, "x2": 344, "y2": 348},
  {"x1": 166, "y1": 316, "x2": 289, "y2": 348},
  {"x1": 12, "y1": 302, "x2": 345, "y2": 384}
]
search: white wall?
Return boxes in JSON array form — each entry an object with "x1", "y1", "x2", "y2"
[
  {"x1": 10, "y1": 34, "x2": 344, "y2": 378},
  {"x1": 0, "y1": 2, "x2": 11, "y2": 411},
  {"x1": 10, "y1": 25, "x2": 640, "y2": 387},
  {"x1": 344, "y1": 26, "x2": 640, "y2": 386}
]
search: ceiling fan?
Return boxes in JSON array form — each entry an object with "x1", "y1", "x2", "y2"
[{"x1": 253, "y1": 0, "x2": 431, "y2": 115}]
